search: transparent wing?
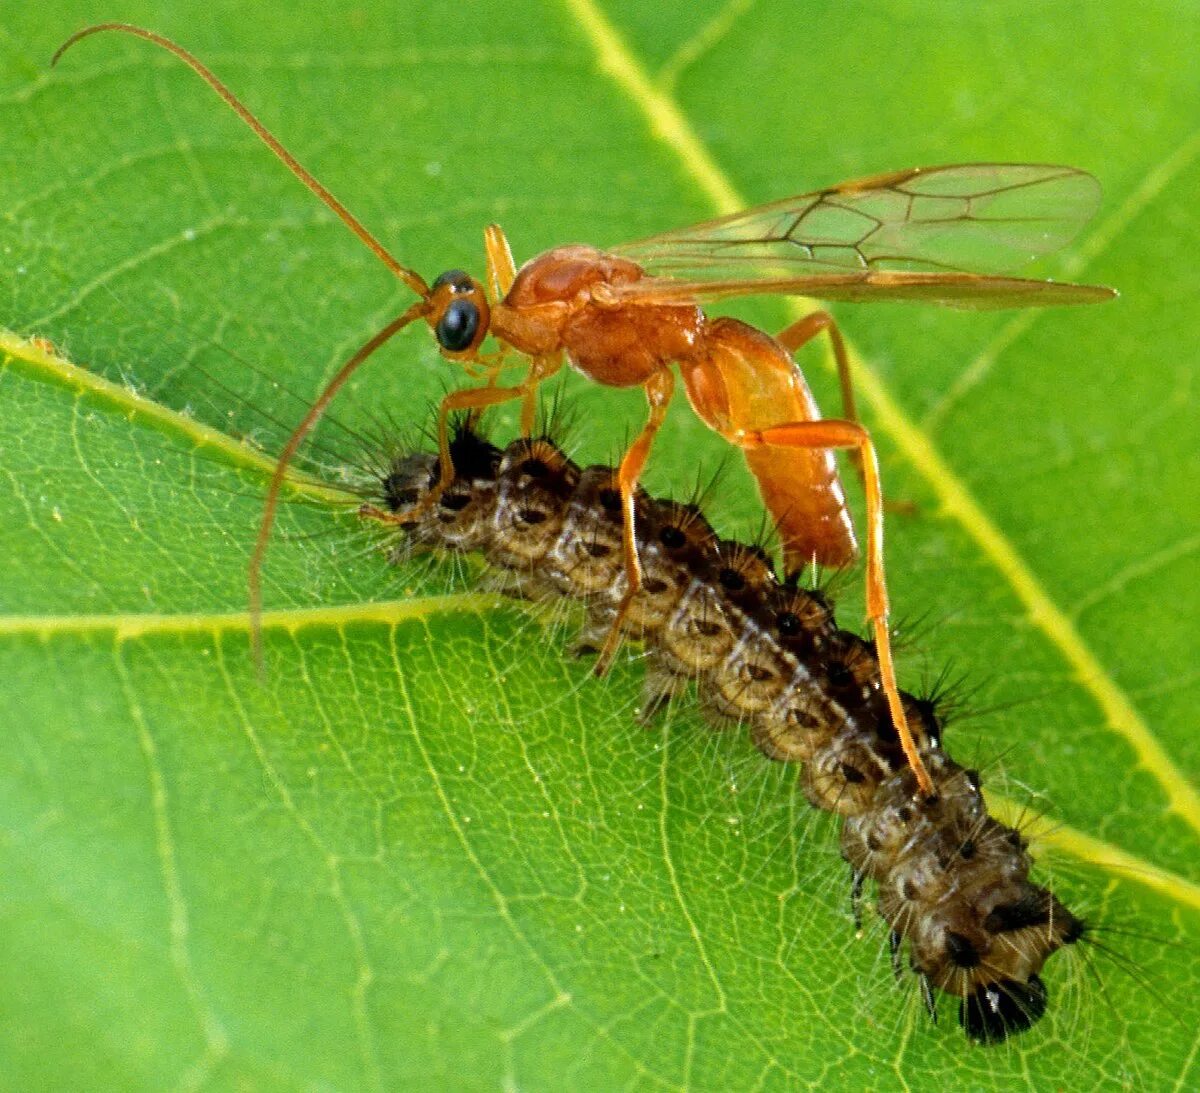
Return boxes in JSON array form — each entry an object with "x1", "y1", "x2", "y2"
[
  {"x1": 609, "y1": 164, "x2": 1111, "y2": 307},
  {"x1": 594, "y1": 270, "x2": 1115, "y2": 311}
]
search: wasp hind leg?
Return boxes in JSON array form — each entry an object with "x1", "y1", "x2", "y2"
[
  {"x1": 776, "y1": 311, "x2": 916, "y2": 515},
  {"x1": 725, "y1": 416, "x2": 934, "y2": 797}
]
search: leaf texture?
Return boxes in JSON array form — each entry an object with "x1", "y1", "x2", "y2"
[{"x1": 1, "y1": 1, "x2": 1198, "y2": 1089}]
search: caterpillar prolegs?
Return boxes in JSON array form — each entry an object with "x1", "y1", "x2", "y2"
[{"x1": 362, "y1": 420, "x2": 1084, "y2": 1043}]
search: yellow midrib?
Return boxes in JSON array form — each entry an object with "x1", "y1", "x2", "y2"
[
  {"x1": 0, "y1": 330, "x2": 350, "y2": 507},
  {"x1": 0, "y1": 593, "x2": 500, "y2": 640},
  {"x1": 560, "y1": 0, "x2": 1200, "y2": 838}
]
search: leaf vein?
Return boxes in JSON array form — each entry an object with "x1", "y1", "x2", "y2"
[
  {"x1": 212, "y1": 636, "x2": 382, "y2": 1091},
  {"x1": 0, "y1": 332, "x2": 347, "y2": 505},
  {"x1": 113, "y1": 643, "x2": 230, "y2": 1086}
]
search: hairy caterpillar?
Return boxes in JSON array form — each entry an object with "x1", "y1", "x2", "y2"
[{"x1": 356, "y1": 417, "x2": 1086, "y2": 1043}]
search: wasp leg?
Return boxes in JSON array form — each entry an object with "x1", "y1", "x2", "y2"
[
  {"x1": 776, "y1": 311, "x2": 915, "y2": 515},
  {"x1": 594, "y1": 369, "x2": 675, "y2": 677},
  {"x1": 723, "y1": 417, "x2": 933, "y2": 797}
]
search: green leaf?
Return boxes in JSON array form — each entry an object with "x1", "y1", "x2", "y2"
[{"x1": 3, "y1": 2, "x2": 1198, "y2": 1088}]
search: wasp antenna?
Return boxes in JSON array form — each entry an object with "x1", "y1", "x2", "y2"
[
  {"x1": 249, "y1": 301, "x2": 428, "y2": 664},
  {"x1": 52, "y1": 23, "x2": 430, "y2": 298}
]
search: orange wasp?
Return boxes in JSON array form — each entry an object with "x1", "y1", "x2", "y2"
[{"x1": 55, "y1": 24, "x2": 1115, "y2": 796}]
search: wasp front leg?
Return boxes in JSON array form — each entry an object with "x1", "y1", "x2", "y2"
[{"x1": 362, "y1": 353, "x2": 565, "y2": 533}]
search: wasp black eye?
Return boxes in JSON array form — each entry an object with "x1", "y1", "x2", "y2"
[
  {"x1": 436, "y1": 298, "x2": 480, "y2": 352},
  {"x1": 432, "y1": 269, "x2": 473, "y2": 292}
]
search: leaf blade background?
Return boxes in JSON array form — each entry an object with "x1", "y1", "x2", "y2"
[{"x1": 1, "y1": 1, "x2": 1197, "y2": 1088}]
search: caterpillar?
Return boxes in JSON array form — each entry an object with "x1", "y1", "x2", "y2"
[{"x1": 355, "y1": 416, "x2": 1087, "y2": 1043}]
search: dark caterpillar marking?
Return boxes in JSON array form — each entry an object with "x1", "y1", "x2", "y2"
[{"x1": 364, "y1": 419, "x2": 1083, "y2": 1042}]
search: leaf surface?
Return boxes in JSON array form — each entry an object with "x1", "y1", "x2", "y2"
[{"x1": 2, "y1": 2, "x2": 1198, "y2": 1088}]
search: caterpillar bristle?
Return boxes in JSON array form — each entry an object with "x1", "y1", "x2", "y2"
[{"x1": 364, "y1": 413, "x2": 1083, "y2": 1042}]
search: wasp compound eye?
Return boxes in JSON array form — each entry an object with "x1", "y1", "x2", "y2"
[
  {"x1": 436, "y1": 297, "x2": 480, "y2": 352},
  {"x1": 431, "y1": 268, "x2": 473, "y2": 292}
]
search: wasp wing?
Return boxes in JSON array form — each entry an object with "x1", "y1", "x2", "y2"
[
  {"x1": 608, "y1": 164, "x2": 1114, "y2": 308},
  {"x1": 594, "y1": 270, "x2": 1115, "y2": 310}
]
